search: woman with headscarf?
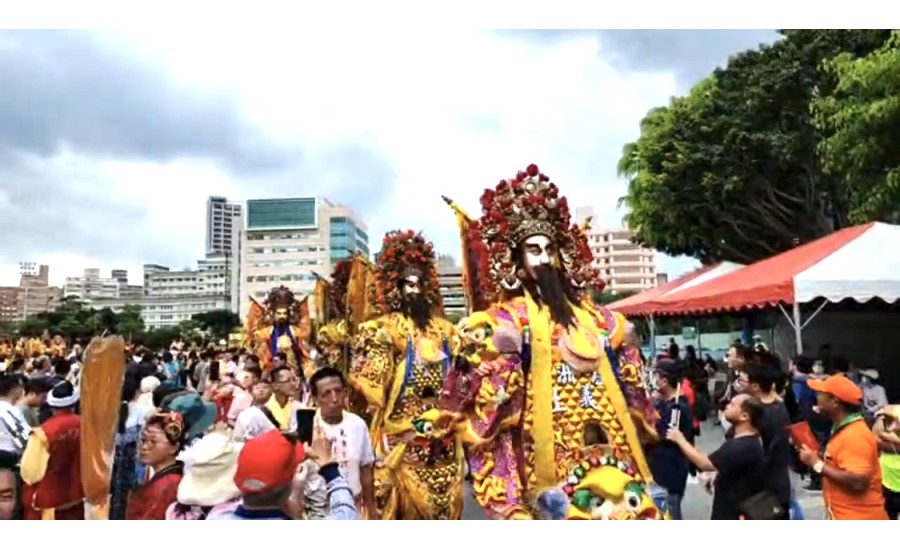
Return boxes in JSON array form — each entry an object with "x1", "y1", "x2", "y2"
[
  {"x1": 165, "y1": 433, "x2": 241, "y2": 520},
  {"x1": 125, "y1": 411, "x2": 186, "y2": 520}
]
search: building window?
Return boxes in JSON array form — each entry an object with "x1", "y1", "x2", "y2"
[{"x1": 247, "y1": 198, "x2": 317, "y2": 229}]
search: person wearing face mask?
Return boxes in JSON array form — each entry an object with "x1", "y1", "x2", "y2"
[{"x1": 859, "y1": 369, "x2": 888, "y2": 423}]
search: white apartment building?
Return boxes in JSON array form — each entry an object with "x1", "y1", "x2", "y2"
[
  {"x1": 239, "y1": 197, "x2": 369, "y2": 320},
  {"x1": 89, "y1": 255, "x2": 234, "y2": 330},
  {"x1": 206, "y1": 196, "x2": 242, "y2": 255},
  {"x1": 64, "y1": 268, "x2": 142, "y2": 304},
  {"x1": 436, "y1": 254, "x2": 466, "y2": 317},
  {"x1": 575, "y1": 206, "x2": 659, "y2": 294},
  {"x1": 144, "y1": 254, "x2": 232, "y2": 299},
  {"x1": 90, "y1": 294, "x2": 232, "y2": 330}
]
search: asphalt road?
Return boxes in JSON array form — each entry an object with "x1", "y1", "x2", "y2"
[{"x1": 461, "y1": 421, "x2": 826, "y2": 520}]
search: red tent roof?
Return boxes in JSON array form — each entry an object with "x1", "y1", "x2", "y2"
[
  {"x1": 644, "y1": 222, "x2": 875, "y2": 316},
  {"x1": 609, "y1": 265, "x2": 715, "y2": 316}
]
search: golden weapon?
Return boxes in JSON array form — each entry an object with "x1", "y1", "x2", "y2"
[{"x1": 80, "y1": 336, "x2": 127, "y2": 520}]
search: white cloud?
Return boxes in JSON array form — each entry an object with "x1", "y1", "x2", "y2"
[{"x1": 1, "y1": 29, "x2": 694, "y2": 287}]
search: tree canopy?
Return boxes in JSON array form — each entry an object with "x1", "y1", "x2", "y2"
[
  {"x1": 619, "y1": 30, "x2": 893, "y2": 265},
  {"x1": 813, "y1": 31, "x2": 900, "y2": 224},
  {"x1": 3, "y1": 298, "x2": 241, "y2": 350}
]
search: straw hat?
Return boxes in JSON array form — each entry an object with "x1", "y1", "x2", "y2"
[{"x1": 177, "y1": 433, "x2": 242, "y2": 507}]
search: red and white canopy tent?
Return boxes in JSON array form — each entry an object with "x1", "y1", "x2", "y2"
[
  {"x1": 609, "y1": 262, "x2": 745, "y2": 356},
  {"x1": 615, "y1": 222, "x2": 900, "y2": 354},
  {"x1": 610, "y1": 262, "x2": 745, "y2": 317}
]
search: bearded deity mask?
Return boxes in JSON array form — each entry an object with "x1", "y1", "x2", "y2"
[
  {"x1": 472, "y1": 164, "x2": 605, "y2": 297},
  {"x1": 402, "y1": 270, "x2": 423, "y2": 298},
  {"x1": 521, "y1": 234, "x2": 557, "y2": 278},
  {"x1": 375, "y1": 230, "x2": 442, "y2": 315},
  {"x1": 265, "y1": 286, "x2": 298, "y2": 328}
]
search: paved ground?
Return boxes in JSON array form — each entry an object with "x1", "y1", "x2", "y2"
[{"x1": 461, "y1": 420, "x2": 826, "y2": 520}]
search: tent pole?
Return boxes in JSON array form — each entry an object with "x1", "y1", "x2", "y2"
[
  {"x1": 791, "y1": 301, "x2": 803, "y2": 355},
  {"x1": 649, "y1": 314, "x2": 656, "y2": 361}
]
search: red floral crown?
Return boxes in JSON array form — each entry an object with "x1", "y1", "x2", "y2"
[
  {"x1": 469, "y1": 163, "x2": 600, "y2": 295},
  {"x1": 375, "y1": 230, "x2": 442, "y2": 313},
  {"x1": 328, "y1": 258, "x2": 354, "y2": 319}
]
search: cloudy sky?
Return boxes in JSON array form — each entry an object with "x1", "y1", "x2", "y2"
[{"x1": 0, "y1": 29, "x2": 778, "y2": 287}]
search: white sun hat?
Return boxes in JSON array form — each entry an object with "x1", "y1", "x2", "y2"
[{"x1": 177, "y1": 432, "x2": 242, "y2": 507}]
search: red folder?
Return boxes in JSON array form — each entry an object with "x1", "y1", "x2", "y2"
[{"x1": 788, "y1": 422, "x2": 820, "y2": 453}]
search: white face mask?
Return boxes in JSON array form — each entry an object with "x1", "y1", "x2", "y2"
[
  {"x1": 523, "y1": 235, "x2": 553, "y2": 269},
  {"x1": 812, "y1": 364, "x2": 824, "y2": 375}
]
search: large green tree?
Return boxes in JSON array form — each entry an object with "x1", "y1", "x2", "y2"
[
  {"x1": 619, "y1": 30, "x2": 892, "y2": 264},
  {"x1": 192, "y1": 309, "x2": 241, "y2": 339},
  {"x1": 813, "y1": 31, "x2": 900, "y2": 223}
]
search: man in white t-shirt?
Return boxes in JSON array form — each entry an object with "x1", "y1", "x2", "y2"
[
  {"x1": 0, "y1": 375, "x2": 30, "y2": 457},
  {"x1": 309, "y1": 367, "x2": 376, "y2": 519}
]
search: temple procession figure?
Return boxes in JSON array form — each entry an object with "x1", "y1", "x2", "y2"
[
  {"x1": 313, "y1": 258, "x2": 355, "y2": 373},
  {"x1": 349, "y1": 230, "x2": 465, "y2": 520},
  {"x1": 246, "y1": 286, "x2": 314, "y2": 380},
  {"x1": 440, "y1": 164, "x2": 661, "y2": 520},
  {"x1": 313, "y1": 256, "x2": 372, "y2": 419}
]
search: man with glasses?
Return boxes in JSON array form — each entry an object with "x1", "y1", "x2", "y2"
[{"x1": 266, "y1": 366, "x2": 302, "y2": 433}]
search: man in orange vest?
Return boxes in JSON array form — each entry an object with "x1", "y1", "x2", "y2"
[{"x1": 20, "y1": 381, "x2": 84, "y2": 520}]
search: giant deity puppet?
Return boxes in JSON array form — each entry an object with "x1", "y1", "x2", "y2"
[
  {"x1": 313, "y1": 255, "x2": 375, "y2": 419},
  {"x1": 313, "y1": 258, "x2": 355, "y2": 372},
  {"x1": 349, "y1": 230, "x2": 465, "y2": 520},
  {"x1": 246, "y1": 286, "x2": 314, "y2": 379},
  {"x1": 440, "y1": 164, "x2": 661, "y2": 520}
]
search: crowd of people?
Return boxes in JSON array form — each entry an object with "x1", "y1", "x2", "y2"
[
  {"x1": 0, "y1": 343, "x2": 369, "y2": 521},
  {"x1": 645, "y1": 339, "x2": 899, "y2": 520}
]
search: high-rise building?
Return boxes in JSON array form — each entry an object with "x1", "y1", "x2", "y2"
[
  {"x1": 575, "y1": 206, "x2": 658, "y2": 294},
  {"x1": 0, "y1": 264, "x2": 62, "y2": 322},
  {"x1": 206, "y1": 196, "x2": 243, "y2": 256},
  {"x1": 436, "y1": 254, "x2": 466, "y2": 317},
  {"x1": 239, "y1": 197, "x2": 369, "y2": 320}
]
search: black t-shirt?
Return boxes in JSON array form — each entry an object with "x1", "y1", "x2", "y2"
[
  {"x1": 757, "y1": 401, "x2": 793, "y2": 507},
  {"x1": 708, "y1": 434, "x2": 766, "y2": 520}
]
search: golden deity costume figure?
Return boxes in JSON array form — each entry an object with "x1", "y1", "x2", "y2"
[
  {"x1": 246, "y1": 286, "x2": 313, "y2": 379},
  {"x1": 349, "y1": 230, "x2": 465, "y2": 520},
  {"x1": 440, "y1": 164, "x2": 661, "y2": 520},
  {"x1": 313, "y1": 258, "x2": 355, "y2": 372}
]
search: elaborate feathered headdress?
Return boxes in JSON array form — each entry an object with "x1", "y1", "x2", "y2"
[
  {"x1": 469, "y1": 164, "x2": 601, "y2": 295},
  {"x1": 375, "y1": 230, "x2": 442, "y2": 313}
]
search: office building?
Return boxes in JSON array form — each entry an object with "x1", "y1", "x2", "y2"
[
  {"x1": 436, "y1": 254, "x2": 466, "y2": 317},
  {"x1": 90, "y1": 255, "x2": 233, "y2": 330},
  {"x1": 206, "y1": 196, "x2": 243, "y2": 256},
  {"x1": 239, "y1": 197, "x2": 369, "y2": 320},
  {"x1": 575, "y1": 206, "x2": 659, "y2": 294},
  {"x1": 64, "y1": 268, "x2": 143, "y2": 305},
  {"x1": 143, "y1": 254, "x2": 232, "y2": 300},
  {"x1": 0, "y1": 264, "x2": 63, "y2": 323}
]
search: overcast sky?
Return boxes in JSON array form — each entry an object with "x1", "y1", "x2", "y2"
[{"x1": 0, "y1": 29, "x2": 777, "y2": 287}]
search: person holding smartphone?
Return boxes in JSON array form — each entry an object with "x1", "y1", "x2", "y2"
[
  {"x1": 209, "y1": 427, "x2": 359, "y2": 520},
  {"x1": 307, "y1": 367, "x2": 376, "y2": 519}
]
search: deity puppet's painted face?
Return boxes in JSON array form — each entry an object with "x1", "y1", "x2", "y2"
[
  {"x1": 521, "y1": 234, "x2": 556, "y2": 279},
  {"x1": 274, "y1": 307, "x2": 289, "y2": 325},
  {"x1": 402, "y1": 272, "x2": 422, "y2": 298}
]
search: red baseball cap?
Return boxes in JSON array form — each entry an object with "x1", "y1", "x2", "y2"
[
  {"x1": 807, "y1": 374, "x2": 863, "y2": 406},
  {"x1": 233, "y1": 430, "x2": 305, "y2": 494}
]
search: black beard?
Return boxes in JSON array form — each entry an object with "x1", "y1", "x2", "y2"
[
  {"x1": 530, "y1": 264, "x2": 576, "y2": 328},
  {"x1": 403, "y1": 294, "x2": 431, "y2": 331}
]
